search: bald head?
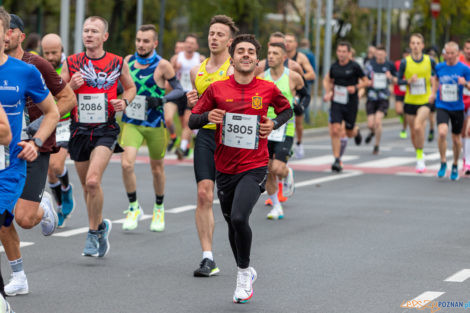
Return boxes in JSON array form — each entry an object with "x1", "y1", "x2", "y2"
[{"x1": 41, "y1": 33, "x2": 63, "y2": 69}]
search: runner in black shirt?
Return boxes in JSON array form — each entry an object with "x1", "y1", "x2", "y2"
[
  {"x1": 364, "y1": 45, "x2": 397, "y2": 154},
  {"x1": 323, "y1": 41, "x2": 369, "y2": 172}
]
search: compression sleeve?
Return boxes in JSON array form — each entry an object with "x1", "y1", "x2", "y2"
[
  {"x1": 272, "y1": 108, "x2": 293, "y2": 130},
  {"x1": 296, "y1": 85, "x2": 311, "y2": 108},
  {"x1": 397, "y1": 59, "x2": 408, "y2": 85},
  {"x1": 163, "y1": 76, "x2": 186, "y2": 103},
  {"x1": 188, "y1": 112, "x2": 210, "y2": 129}
]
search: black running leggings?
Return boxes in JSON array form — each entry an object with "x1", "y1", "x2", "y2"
[{"x1": 216, "y1": 166, "x2": 267, "y2": 269}]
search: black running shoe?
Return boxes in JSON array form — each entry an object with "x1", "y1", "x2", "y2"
[
  {"x1": 193, "y1": 258, "x2": 220, "y2": 277},
  {"x1": 167, "y1": 137, "x2": 178, "y2": 151},
  {"x1": 428, "y1": 129, "x2": 434, "y2": 142},
  {"x1": 175, "y1": 147, "x2": 187, "y2": 160},
  {"x1": 373, "y1": 145, "x2": 379, "y2": 155},
  {"x1": 331, "y1": 159, "x2": 343, "y2": 173},
  {"x1": 365, "y1": 132, "x2": 374, "y2": 144},
  {"x1": 354, "y1": 129, "x2": 362, "y2": 146}
]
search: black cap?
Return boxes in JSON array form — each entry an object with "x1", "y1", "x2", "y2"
[{"x1": 9, "y1": 14, "x2": 24, "y2": 32}]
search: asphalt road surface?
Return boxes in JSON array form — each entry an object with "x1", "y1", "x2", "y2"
[{"x1": 5, "y1": 121, "x2": 470, "y2": 313}]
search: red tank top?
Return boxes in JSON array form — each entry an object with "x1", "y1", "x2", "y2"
[
  {"x1": 393, "y1": 59, "x2": 406, "y2": 96},
  {"x1": 459, "y1": 54, "x2": 470, "y2": 110},
  {"x1": 67, "y1": 52, "x2": 123, "y2": 124}
]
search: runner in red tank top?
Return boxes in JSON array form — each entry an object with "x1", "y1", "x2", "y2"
[
  {"x1": 61, "y1": 16, "x2": 136, "y2": 258},
  {"x1": 459, "y1": 39, "x2": 470, "y2": 174}
]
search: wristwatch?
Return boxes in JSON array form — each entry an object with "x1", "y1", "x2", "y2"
[
  {"x1": 33, "y1": 137, "x2": 43, "y2": 148},
  {"x1": 123, "y1": 98, "x2": 130, "y2": 107}
]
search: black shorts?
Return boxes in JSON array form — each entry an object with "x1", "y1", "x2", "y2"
[
  {"x1": 69, "y1": 123, "x2": 123, "y2": 162},
  {"x1": 194, "y1": 128, "x2": 216, "y2": 182},
  {"x1": 329, "y1": 102, "x2": 358, "y2": 130},
  {"x1": 0, "y1": 211, "x2": 14, "y2": 227},
  {"x1": 395, "y1": 95, "x2": 405, "y2": 102},
  {"x1": 268, "y1": 136, "x2": 294, "y2": 163},
  {"x1": 216, "y1": 166, "x2": 268, "y2": 200},
  {"x1": 293, "y1": 102, "x2": 304, "y2": 116},
  {"x1": 404, "y1": 103, "x2": 433, "y2": 115},
  {"x1": 436, "y1": 108, "x2": 464, "y2": 134},
  {"x1": 172, "y1": 94, "x2": 188, "y2": 117},
  {"x1": 20, "y1": 152, "x2": 50, "y2": 202},
  {"x1": 366, "y1": 99, "x2": 389, "y2": 115}
]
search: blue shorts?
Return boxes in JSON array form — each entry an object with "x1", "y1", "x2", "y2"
[{"x1": 0, "y1": 163, "x2": 26, "y2": 216}]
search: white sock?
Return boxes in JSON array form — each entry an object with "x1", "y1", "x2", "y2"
[
  {"x1": 269, "y1": 193, "x2": 280, "y2": 207},
  {"x1": 202, "y1": 251, "x2": 213, "y2": 261},
  {"x1": 180, "y1": 139, "x2": 189, "y2": 150}
]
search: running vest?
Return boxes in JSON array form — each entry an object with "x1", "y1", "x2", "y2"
[
  {"x1": 55, "y1": 65, "x2": 70, "y2": 120},
  {"x1": 177, "y1": 51, "x2": 200, "y2": 91},
  {"x1": 195, "y1": 57, "x2": 231, "y2": 130},
  {"x1": 404, "y1": 54, "x2": 432, "y2": 105},
  {"x1": 67, "y1": 52, "x2": 123, "y2": 125},
  {"x1": 121, "y1": 54, "x2": 165, "y2": 128},
  {"x1": 264, "y1": 67, "x2": 295, "y2": 137}
]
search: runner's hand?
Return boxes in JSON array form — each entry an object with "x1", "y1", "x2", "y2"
[
  {"x1": 323, "y1": 91, "x2": 333, "y2": 102},
  {"x1": 386, "y1": 71, "x2": 392, "y2": 80},
  {"x1": 259, "y1": 115, "x2": 274, "y2": 139},
  {"x1": 458, "y1": 77, "x2": 467, "y2": 85},
  {"x1": 347, "y1": 86, "x2": 356, "y2": 94},
  {"x1": 110, "y1": 99, "x2": 126, "y2": 112},
  {"x1": 409, "y1": 74, "x2": 418, "y2": 84},
  {"x1": 429, "y1": 94, "x2": 436, "y2": 104},
  {"x1": 186, "y1": 89, "x2": 198, "y2": 108},
  {"x1": 70, "y1": 72, "x2": 84, "y2": 90},
  {"x1": 17, "y1": 141, "x2": 38, "y2": 162},
  {"x1": 208, "y1": 109, "x2": 225, "y2": 124}
]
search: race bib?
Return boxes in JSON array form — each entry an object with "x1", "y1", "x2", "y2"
[
  {"x1": 463, "y1": 86, "x2": 470, "y2": 96},
  {"x1": 373, "y1": 73, "x2": 387, "y2": 89},
  {"x1": 56, "y1": 119, "x2": 71, "y2": 142},
  {"x1": 333, "y1": 85, "x2": 348, "y2": 104},
  {"x1": 78, "y1": 93, "x2": 107, "y2": 124},
  {"x1": 399, "y1": 85, "x2": 407, "y2": 92},
  {"x1": 409, "y1": 78, "x2": 426, "y2": 95},
  {"x1": 222, "y1": 113, "x2": 260, "y2": 150},
  {"x1": 0, "y1": 145, "x2": 9, "y2": 170},
  {"x1": 268, "y1": 123, "x2": 286, "y2": 142},
  {"x1": 441, "y1": 84, "x2": 458, "y2": 102},
  {"x1": 125, "y1": 95, "x2": 148, "y2": 121},
  {"x1": 180, "y1": 72, "x2": 192, "y2": 91}
]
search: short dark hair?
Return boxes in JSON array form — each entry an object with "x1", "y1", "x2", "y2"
[
  {"x1": 268, "y1": 42, "x2": 286, "y2": 53},
  {"x1": 285, "y1": 33, "x2": 297, "y2": 41},
  {"x1": 209, "y1": 15, "x2": 239, "y2": 38},
  {"x1": 138, "y1": 24, "x2": 158, "y2": 40},
  {"x1": 464, "y1": 39, "x2": 470, "y2": 46},
  {"x1": 376, "y1": 44, "x2": 386, "y2": 51},
  {"x1": 84, "y1": 16, "x2": 109, "y2": 33},
  {"x1": 185, "y1": 33, "x2": 198, "y2": 42},
  {"x1": 229, "y1": 34, "x2": 261, "y2": 58},
  {"x1": 337, "y1": 41, "x2": 352, "y2": 52},
  {"x1": 0, "y1": 8, "x2": 10, "y2": 33}
]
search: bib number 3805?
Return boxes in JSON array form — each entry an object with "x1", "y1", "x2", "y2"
[
  {"x1": 222, "y1": 113, "x2": 260, "y2": 150},
  {"x1": 78, "y1": 93, "x2": 107, "y2": 123}
]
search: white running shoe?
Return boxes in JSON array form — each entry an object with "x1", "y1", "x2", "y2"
[
  {"x1": 267, "y1": 205, "x2": 284, "y2": 220},
  {"x1": 233, "y1": 267, "x2": 257, "y2": 303},
  {"x1": 282, "y1": 167, "x2": 295, "y2": 198},
  {"x1": 40, "y1": 191, "x2": 58, "y2": 236},
  {"x1": 294, "y1": 143, "x2": 304, "y2": 159},
  {"x1": 0, "y1": 294, "x2": 14, "y2": 313},
  {"x1": 5, "y1": 272, "x2": 29, "y2": 296},
  {"x1": 416, "y1": 159, "x2": 426, "y2": 173}
]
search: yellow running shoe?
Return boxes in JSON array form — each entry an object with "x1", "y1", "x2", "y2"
[
  {"x1": 122, "y1": 204, "x2": 143, "y2": 231},
  {"x1": 150, "y1": 205, "x2": 165, "y2": 232}
]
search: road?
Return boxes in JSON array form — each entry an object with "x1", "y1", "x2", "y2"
[{"x1": 6, "y1": 121, "x2": 470, "y2": 313}]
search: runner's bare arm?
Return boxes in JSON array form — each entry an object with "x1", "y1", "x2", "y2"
[
  {"x1": 430, "y1": 76, "x2": 438, "y2": 103},
  {"x1": 187, "y1": 65, "x2": 199, "y2": 108},
  {"x1": 60, "y1": 61, "x2": 71, "y2": 82},
  {"x1": 288, "y1": 60, "x2": 304, "y2": 76},
  {"x1": 119, "y1": 62, "x2": 137, "y2": 104},
  {"x1": 297, "y1": 52, "x2": 315, "y2": 81},
  {"x1": 0, "y1": 104, "x2": 11, "y2": 146},
  {"x1": 55, "y1": 84, "x2": 77, "y2": 116}
]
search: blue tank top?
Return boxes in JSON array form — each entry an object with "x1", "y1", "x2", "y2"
[{"x1": 122, "y1": 54, "x2": 166, "y2": 128}]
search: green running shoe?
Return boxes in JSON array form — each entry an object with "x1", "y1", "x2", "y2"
[
  {"x1": 399, "y1": 130, "x2": 408, "y2": 139},
  {"x1": 150, "y1": 205, "x2": 165, "y2": 232},
  {"x1": 122, "y1": 204, "x2": 143, "y2": 231}
]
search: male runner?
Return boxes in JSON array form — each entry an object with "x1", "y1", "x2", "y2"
[
  {"x1": 285, "y1": 33, "x2": 315, "y2": 159},
  {"x1": 397, "y1": 33, "x2": 436, "y2": 173},
  {"x1": 258, "y1": 42, "x2": 306, "y2": 219},
  {"x1": 41, "y1": 33, "x2": 75, "y2": 227},
  {"x1": 186, "y1": 15, "x2": 237, "y2": 277},
  {"x1": 190, "y1": 34, "x2": 292, "y2": 303},
  {"x1": 0, "y1": 15, "x2": 74, "y2": 296},
  {"x1": 324, "y1": 41, "x2": 369, "y2": 172},
  {"x1": 394, "y1": 48, "x2": 410, "y2": 139},
  {"x1": 432, "y1": 41, "x2": 470, "y2": 180},
  {"x1": 168, "y1": 34, "x2": 201, "y2": 159},
  {"x1": 458, "y1": 39, "x2": 470, "y2": 174},
  {"x1": 120, "y1": 24, "x2": 185, "y2": 231},
  {"x1": 364, "y1": 45, "x2": 397, "y2": 154},
  {"x1": 61, "y1": 16, "x2": 136, "y2": 257}
]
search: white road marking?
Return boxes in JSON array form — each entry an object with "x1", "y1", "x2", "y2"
[
  {"x1": 402, "y1": 291, "x2": 445, "y2": 309},
  {"x1": 113, "y1": 214, "x2": 153, "y2": 224},
  {"x1": 290, "y1": 154, "x2": 358, "y2": 166},
  {"x1": 444, "y1": 269, "x2": 470, "y2": 282},
  {"x1": 294, "y1": 171, "x2": 363, "y2": 188},
  {"x1": 166, "y1": 205, "x2": 196, "y2": 214},
  {"x1": 355, "y1": 156, "x2": 415, "y2": 168},
  {"x1": 0, "y1": 242, "x2": 34, "y2": 253},
  {"x1": 53, "y1": 227, "x2": 89, "y2": 237}
]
